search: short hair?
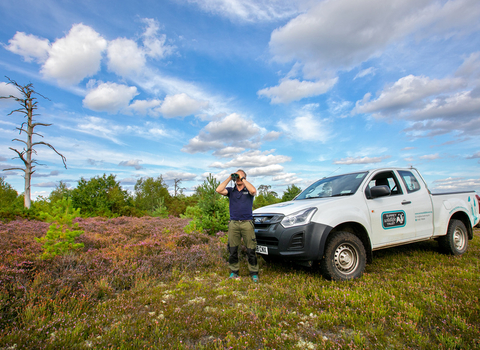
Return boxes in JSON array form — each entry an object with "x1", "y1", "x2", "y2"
[{"x1": 237, "y1": 169, "x2": 247, "y2": 178}]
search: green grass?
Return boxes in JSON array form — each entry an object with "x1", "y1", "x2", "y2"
[{"x1": 1, "y1": 218, "x2": 479, "y2": 349}]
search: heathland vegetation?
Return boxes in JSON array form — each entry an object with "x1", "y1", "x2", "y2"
[{"x1": 0, "y1": 176, "x2": 479, "y2": 349}]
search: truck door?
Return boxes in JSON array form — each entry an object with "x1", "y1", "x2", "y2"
[
  {"x1": 365, "y1": 171, "x2": 417, "y2": 248},
  {"x1": 396, "y1": 170, "x2": 434, "y2": 239}
]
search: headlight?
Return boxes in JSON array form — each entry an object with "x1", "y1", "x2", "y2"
[{"x1": 281, "y1": 208, "x2": 317, "y2": 228}]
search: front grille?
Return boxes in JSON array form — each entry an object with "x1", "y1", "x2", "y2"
[
  {"x1": 257, "y1": 236, "x2": 279, "y2": 247},
  {"x1": 253, "y1": 214, "x2": 283, "y2": 248},
  {"x1": 288, "y1": 232, "x2": 304, "y2": 250}
]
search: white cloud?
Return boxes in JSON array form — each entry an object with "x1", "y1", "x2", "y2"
[
  {"x1": 141, "y1": 18, "x2": 175, "y2": 59},
  {"x1": 182, "y1": 113, "x2": 263, "y2": 153},
  {"x1": 258, "y1": 78, "x2": 337, "y2": 104},
  {"x1": 278, "y1": 111, "x2": 330, "y2": 142},
  {"x1": 0, "y1": 82, "x2": 22, "y2": 102},
  {"x1": 41, "y1": 24, "x2": 107, "y2": 85},
  {"x1": 163, "y1": 171, "x2": 197, "y2": 181},
  {"x1": 212, "y1": 146, "x2": 246, "y2": 158},
  {"x1": 209, "y1": 149, "x2": 291, "y2": 169},
  {"x1": 354, "y1": 67, "x2": 376, "y2": 80},
  {"x1": 334, "y1": 155, "x2": 391, "y2": 165},
  {"x1": 5, "y1": 32, "x2": 50, "y2": 63},
  {"x1": 352, "y1": 52, "x2": 480, "y2": 139},
  {"x1": 107, "y1": 38, "x2": 146, "y2": 77},
  {"x1": 431, "y1": 176, "x2": 480, "y2": 192},
  {"x1": 355, "y1": 75, "x2": 466, "y2": 116},
  {"x1": 127, "y1": 99, "x2": 162, "y2": 116},
  {"x1": 119, "y1": 159, "x2": 143, "y2": 170},
  {"x1": 83, "y1": 82, "x2": 138, "y2": 113},
  {"x1": 182, "y1": 0, "x2": 300, "y2": 22},
  {"x1": 158, "y1": 93, "x2": 209, "y2": 118},
  {"x1": 419, "y1": 153, "x2": 440, "y2": 161},
  {"x1": 269, "y1": 0, "x2": 480, "y2": 78}
]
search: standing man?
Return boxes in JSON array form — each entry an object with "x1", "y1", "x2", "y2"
[{"x1": 216, "y1": 169, "x2": 259, "y2": 282}]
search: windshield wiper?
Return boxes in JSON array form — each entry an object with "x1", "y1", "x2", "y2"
[{"x1": 331, "y1": 193, "x2": 353, "y2": 197}]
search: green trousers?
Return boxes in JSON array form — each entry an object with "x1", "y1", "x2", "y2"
[{"x1": 228, "y1": 220, "x2": 259, "y2": 276}]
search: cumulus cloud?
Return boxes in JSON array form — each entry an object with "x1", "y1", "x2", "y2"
[
  {"x1": 269, "y1": 0, "x2": 480, "y2": 78},
  {"x1": 107, "y1": 19, "x2": 174, "y2": 77},
  {"x1": 5, "y1": 32, "x2": 50, "y2": 63},
  {"x1": 0, "y1": 82, "x2": 22, "y2": 101},
  {"x1": 107, "y1": 38, "x2": 146, "y2": 77},
  {"x1": 127, "y1": 99, "x2": 162, "y2": 116},
  {"x1": 354, "y1": 75, "x2": 466, "y2": 117},
  {"x1": 333, "y1": 155, "x2": 391, "y2": 165},
  {"x1": 83, "y1": 82, "x2": 139, "y2": 113},
  {"x1": 41, "y1": 24, "x2": 107, "y2": 85},
  {"x1": 278, "y1": 110, "x2": 331, "y2": 142},
  {"x1": 119, "y1": 159, "x2": 143, "y2": 170},
  {"x1": 158, "y1": 93, "x2": 209, "y2": 118},
  {"x1": 209, "y1": 149, "x2": 291, "y2": 169},
  {"x1": 182, "y1": 113, "x2": 263, "y2": 153},
  {"x1": 141, "y1": 18, "x2": 175, "y2": 59},
  {"x1": 258, "y1": 78, "x2": 337, "y2": 104},
  {"x1": 353, "y1": 50, "x2": 480, "y2": 139}
]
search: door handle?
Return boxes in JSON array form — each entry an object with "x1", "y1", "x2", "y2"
[{"x1": 402, "y1": 201, "x2": 411, "y2": 205}]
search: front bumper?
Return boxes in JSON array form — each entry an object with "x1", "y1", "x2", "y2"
[{"x1": 253, "y1": 213, "x2": 332, "y2": 261}]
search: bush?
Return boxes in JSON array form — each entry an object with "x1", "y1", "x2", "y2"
[
  {"x1": 183, "y1": 174, "x2": 229, "y2": 235},
  {"x1": 35, "y1": 197, "x2": 84, "y2": 259}
]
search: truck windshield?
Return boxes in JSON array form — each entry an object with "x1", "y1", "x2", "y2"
[{"x1": 295, "y1": 172, "x2": 368, "y2": 200}]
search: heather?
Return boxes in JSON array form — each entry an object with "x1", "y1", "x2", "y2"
[{"x1": 1, "y1": 218, "x2": 479, "y2": 349}]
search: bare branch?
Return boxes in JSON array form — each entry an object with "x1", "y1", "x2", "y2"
[{"x1": 32, "y1": 141, "x2": 67, "y2": 169}]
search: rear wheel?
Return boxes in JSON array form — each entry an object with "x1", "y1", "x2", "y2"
[
  {"x1": 439, "y1": 219, "x2": 468, "y2": 255},
  {"x1": 321, "y1": 232, "x2": 366, "y2": 281}
]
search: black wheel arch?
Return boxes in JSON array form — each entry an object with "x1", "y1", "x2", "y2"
[
  {"x1": 449, "y1": 211, "x2": 474, "y2": 240},
  {"x1": 320, "y1": 222, "x2": 373, "y2": 264}
]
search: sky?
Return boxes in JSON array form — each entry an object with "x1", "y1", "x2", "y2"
[{"x1": 0, "y1": 0, "x2": 479, "y2": 199}]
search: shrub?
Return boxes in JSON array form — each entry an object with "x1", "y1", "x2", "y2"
[{"x1": 35, "y1": 197, "x2": 84, "y2": 259}]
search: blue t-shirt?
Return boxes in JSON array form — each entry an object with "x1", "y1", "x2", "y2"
[{"x1": 226, "y1": 186, "x2": 254, "y2": 220}]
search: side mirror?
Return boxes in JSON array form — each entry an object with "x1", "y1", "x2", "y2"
[{"x1": 370, "y1": 185, "x2": 391, "y2": 198}]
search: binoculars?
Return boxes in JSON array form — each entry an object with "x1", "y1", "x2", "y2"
[{"x1": 231, "y1": 173, "x2": 240, "y2": 180}]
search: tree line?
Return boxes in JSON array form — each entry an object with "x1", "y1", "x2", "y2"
[{"x1": 0, "y1": 175, "x2": 302, "y2": 234}]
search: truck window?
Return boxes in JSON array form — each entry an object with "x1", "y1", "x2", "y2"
[
  {"x1": 398, "y1": 170, "x2": 421, "y2": 193},
  {"x1": 365, "y1": 171, "x2": 403, "y2": 198}
]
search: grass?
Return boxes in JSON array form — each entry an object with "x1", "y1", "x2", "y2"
[{"x1": 0, "y1": 217, "x2": 479, "y2": 349}]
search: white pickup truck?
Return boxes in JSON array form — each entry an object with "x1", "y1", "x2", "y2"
[{"x1": 253, "y1": 167, "x2": 480, "y2": 281}]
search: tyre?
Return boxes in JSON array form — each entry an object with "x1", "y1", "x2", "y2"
[
  {"x1": 321, "y1": 232, "x2": 366, "y2": 281},
  {"x1": 438, "y1": 219, "x2": 468, "y2": 255}
]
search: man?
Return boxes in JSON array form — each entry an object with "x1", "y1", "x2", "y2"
[{"x1": 216, "y1": 169, "x2": 259, "y2": 282}]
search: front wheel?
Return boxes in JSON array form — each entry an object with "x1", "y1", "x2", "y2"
[
  {"x1": 439, "y1": 219, "x2": 468, "y2": 255},
  {"x1": 321, "y1": 232, "x2": 366, "y2": 281}
]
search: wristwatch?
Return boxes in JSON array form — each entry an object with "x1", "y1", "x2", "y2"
[{"x1": 241, "y1": 177, "x2": 245, "y2": 181}]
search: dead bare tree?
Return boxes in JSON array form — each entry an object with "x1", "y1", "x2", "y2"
[
  {"x1": 1, "y1": 77, "x2": 67, "y2": 208},
  {"x1": 174, "y1": 178, "x2": 185, "y2": 197}
]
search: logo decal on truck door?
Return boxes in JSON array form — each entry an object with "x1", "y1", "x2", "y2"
[{"x1": 382, "y1": 211, "x2": 406, "y2": 229}]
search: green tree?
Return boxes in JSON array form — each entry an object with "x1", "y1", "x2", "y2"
[
  {"x1": 133, "y1": 176, "x2": 171, "y2": 215},
  {"x1": 183, "y1": 174, "x2": 229, "y2": 235},
  {"x1": 254, "y1": 184, "x2": 280, "y2": 209},
  {"x1": 281, "y1": 184, "x2": 302, "y2": 202},
  {"x1": 71, "y1": 174, "x2": 132, "y2": 217},
  {"x1": 36, "y1": 197, "x2": 84, "y2": 259},
  {"x1": 48, "y1": 181, "x2": 72, "y2": 203},
  {"x1": 0, "y1": 177, "x2": 18, "y2": 208}
]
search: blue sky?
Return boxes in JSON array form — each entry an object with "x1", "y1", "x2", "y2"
[{"x1": 1, "y1": 0, "x2": 479, "y2": 199}]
